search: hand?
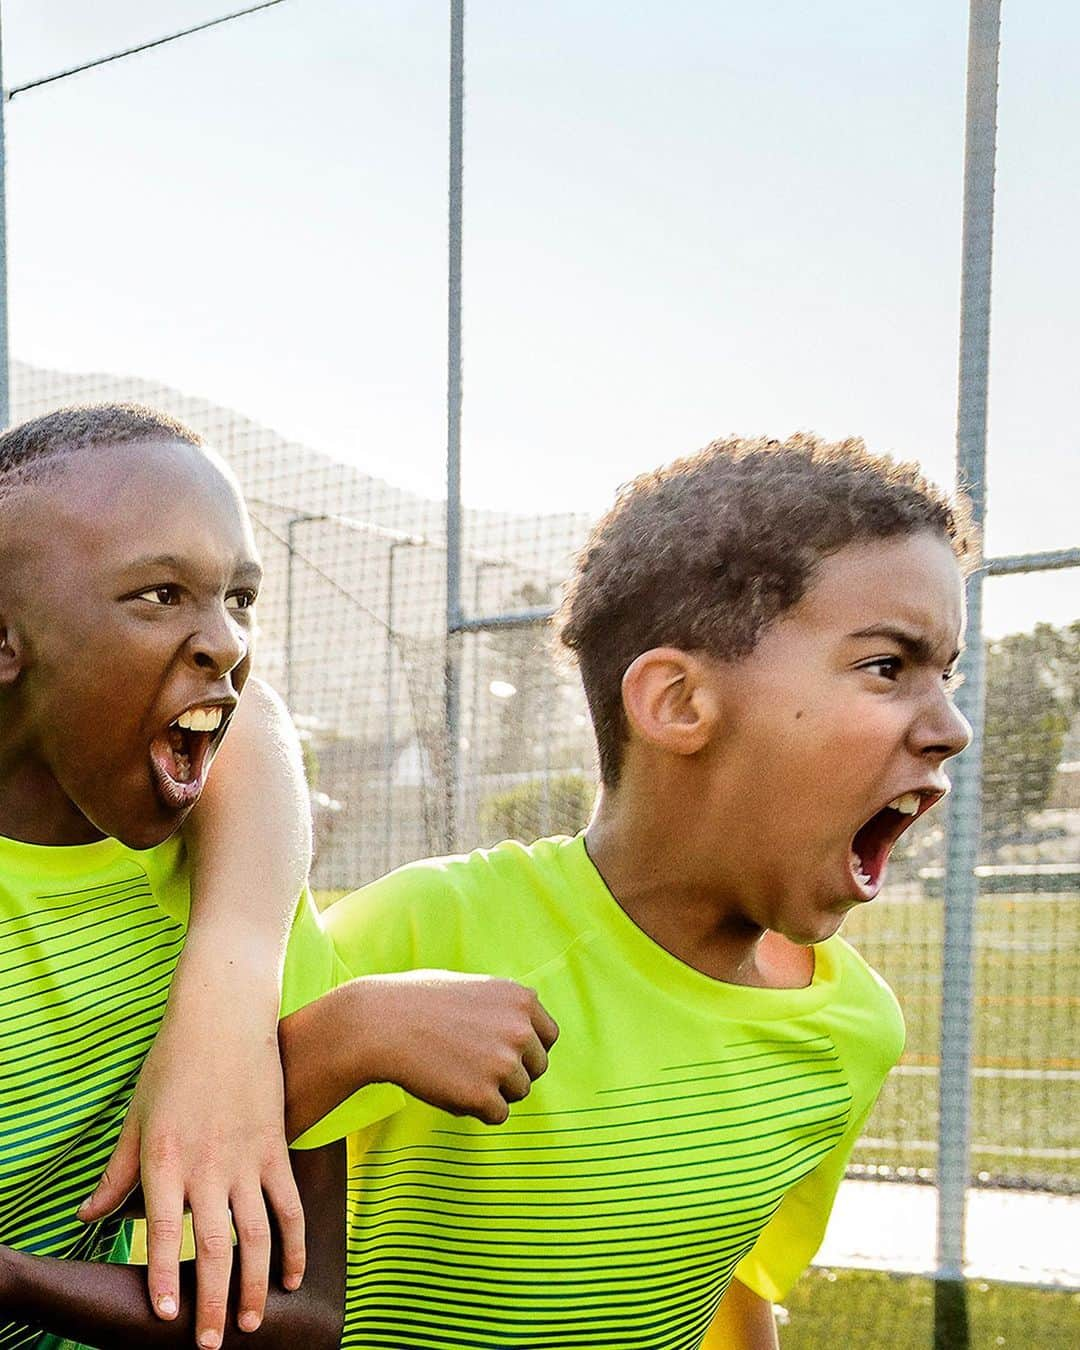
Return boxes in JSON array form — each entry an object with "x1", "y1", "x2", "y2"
[
  {"x1": 357, "y1": 971, "x2": 559, "y2": 1124},
  {"x1": 78, "y1": 941, "x2": 303, "y2": 1349}
]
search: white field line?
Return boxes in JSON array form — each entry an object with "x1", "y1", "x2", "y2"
[
  {"x1": 891, "y1": 1065, "x2": 1080, "y2": 1082},
  {"x1": 859, "y1": 1137, "x2": 1079, "y2": 1161}
]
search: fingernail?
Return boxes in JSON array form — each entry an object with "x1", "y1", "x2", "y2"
[
  {"x1": 283, "y1": 1273, "x2": 302, "y2": 1291},
  {"x1": 238, "y1": 1312, "x2": 260, "y2": 1332},
  {"x1": 157, "y1": 1295, "x2": 178, "y2": 1318},
  {"x1": 198, "y1": 1333, "x2": 221, "y2": 1350}
]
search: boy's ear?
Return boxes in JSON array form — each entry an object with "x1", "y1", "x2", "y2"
[
  {"x1": 621, "y1": 647, "x2": 721, "y2": 758},
  {"x1": 0, "y1": 624, "x2": 24, "y2": 686}
]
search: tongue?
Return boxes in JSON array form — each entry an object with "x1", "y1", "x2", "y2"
[
  {"x1": 150, "y1": 726, "x2": 208, "y2": 798},
  {"x1": 167, "y1": 726, "x2": 194, "y2": 783}
]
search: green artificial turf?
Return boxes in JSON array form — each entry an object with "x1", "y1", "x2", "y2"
[{"x1": 782, "y1": 1268, "x2": 1078, "y2": 1348}]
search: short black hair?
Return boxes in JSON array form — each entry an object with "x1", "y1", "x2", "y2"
[
  {"x1": 557, "y1": 432, "x2": 976, "y2": 788},
  {"x1": 0, "y1": 404, "x2": 202, "y2": 500}
]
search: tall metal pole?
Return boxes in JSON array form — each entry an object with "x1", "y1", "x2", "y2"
[
  {"x1": 283, "y1": 511, "x2": 328, "y2": 711},
  {"x1": 383, "y1": 539, "x2": 414, "y2": 876},
  {"x1": 935, "y1": 3, "x2": 1001, "y2": 1343},
  {"x1": 444, "y1": 0, "x2": 466, "y2": 854},
  {"x1": 285, "y1": 516, "x2": 299, "y2": 711},
  {"x1": 0, "y1": 11, "x2": 11, "y2": 428}
]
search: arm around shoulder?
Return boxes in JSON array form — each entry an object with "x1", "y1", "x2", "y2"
[{"x1": 79, "y1": 676, "x2": 318, "y2": 1333}]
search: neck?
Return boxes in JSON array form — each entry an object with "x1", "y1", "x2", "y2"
[
  {"x1": 0, "y1": 752, "x2": 104, "y2": 846},
  {"x1": 584, "y1": 780, "x2": 810, "y2": 989}
]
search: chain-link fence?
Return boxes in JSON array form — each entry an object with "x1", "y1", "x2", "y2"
[
  {"x1": 13, "y1": 359, "x2": 1078, "y2": 1347},
  {"x1": 7, "y1": 1, "x2": 1079, "y2": 1346}
]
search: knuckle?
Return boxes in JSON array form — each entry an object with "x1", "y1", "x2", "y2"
[
  {"x1": 255, "y1": 1132, "x2": 290, "y2": 1165},
  {"x1": 235, "y1": 1219, "x2": 270, "y2": 1247},
  {"x1": 276, "y1": 1205, "x2": 306, "y2": 1234},
  {"x1": 197, "y1": 1231, "x2": 233, "y2": 1260},
  {"x1": 484, "y1": 1095, "x2": 510, "y2": 1125},
  {"x1": 262, "y1": 1157, "x2": 295, "y2": 1187},
  {"x1": 496, "y1": 1049, "x2": 521, "y2": 1076},
  {"x1": 144, "y1": 1136, "x2": 179, "y2": 1170},
  {"x1": 147, "y1": 1218, "x2": 182, "y2": 1243}
]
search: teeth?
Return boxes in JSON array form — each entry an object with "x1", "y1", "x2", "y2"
[
  {"x1": 176, "y1": 707, "x2": 223, "y2": 732},
  {"x1": 887, "y1": 791, "x2": 921, "y2": 816},
  {"x1": 850, "y1": 854, "x2": 873, "y2": 888}
]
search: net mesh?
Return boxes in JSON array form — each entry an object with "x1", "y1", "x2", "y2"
[{"x1": 11, "y1": 358, "x2": 1078, "y2": 1338}]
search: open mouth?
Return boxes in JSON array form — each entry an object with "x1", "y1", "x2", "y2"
[
  {"x1": 149, "y1": 705, "x2": 232, "y2": 810},
  {"x1": 848, "y1": 790, "x2": 938, "y2": 899}
]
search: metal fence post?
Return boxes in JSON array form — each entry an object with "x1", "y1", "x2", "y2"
[
  {"x1": 936, "y1": 2, "x2": 1002, "y2": 1342},
  {"x1": 444, "y1": 0, "x2": 466, "y2": 855},
  {"x1": 285, "y1": 515, "x2": 299, "y2": 712},
  {"x1": 0, "y1": 12, "x2": 11, "y2": 429},
  {"x1": 384, "y1": 536, "x2": 423, "y2": 874}
]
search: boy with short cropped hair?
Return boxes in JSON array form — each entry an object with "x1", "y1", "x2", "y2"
[
  {"x1": 213, "y1": 432, "x2": 972, "y2": 1347},
  {"x1": 0, "y1": 406, "x2": 555, "y2": 1350}
]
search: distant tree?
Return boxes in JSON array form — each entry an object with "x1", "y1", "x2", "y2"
[
  {"x1": 479, "y1": 772, "x2": 595, "y2": 844},
  {"x1": 981, "y1": 622, "x2": 1076, "y2": 845}
]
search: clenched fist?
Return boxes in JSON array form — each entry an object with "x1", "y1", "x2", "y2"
[{"x1": 281, "y1": 972, "x2": 559, "y2": 1138}]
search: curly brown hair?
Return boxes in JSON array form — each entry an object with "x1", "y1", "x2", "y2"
[
  {"x1": 0, "y1": 404, "x2": 202, "y2": 501},
  {"x1": 557, "y1": 433, "x2": 976, "y2": 787}
]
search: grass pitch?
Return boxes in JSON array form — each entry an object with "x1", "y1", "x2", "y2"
[{"x1": 783, "y1": 1267, "x2": 1078, "y2": 1348}]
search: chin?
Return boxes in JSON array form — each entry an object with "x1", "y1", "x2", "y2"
[{"x1": 780, "y1": 911, "x2": 847, "y2": 947}]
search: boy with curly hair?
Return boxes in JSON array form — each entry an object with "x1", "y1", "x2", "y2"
[{"x1": 176, "y1": 432, "x2": 973, "y2": 1347}]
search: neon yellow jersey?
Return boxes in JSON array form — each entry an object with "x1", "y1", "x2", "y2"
[
  {"x1": 0, "y1": 832, "x2": 400, "y2": 1350},
  {"x1": 326, "y1": 834, "x2": 904, "y2": 1348}
]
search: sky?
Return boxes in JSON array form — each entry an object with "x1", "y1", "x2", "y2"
[{"x1": 3, "y1": 0, "x2": 1078, "y2": 637}]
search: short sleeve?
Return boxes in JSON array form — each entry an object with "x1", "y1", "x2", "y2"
[
  {"x1": 324, "y1": 859, "x2": 468, "y2": 978},
  {"x1": 281, "y1": 890, "x2": 405, "y2": 1149},
  {"x1": 733, "y1": 1100, "x2": 875, "y2": 1302}
]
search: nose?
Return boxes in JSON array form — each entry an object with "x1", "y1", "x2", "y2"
[
  {"x1": 910, "y1": 685, "x2": 972, "y2": 763},
  {"x1": 186, "y1": 603, "x2": 248, "y2": 681}
]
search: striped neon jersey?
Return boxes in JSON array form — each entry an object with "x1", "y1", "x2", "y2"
[
  {"x1": 0, "y1": 831, "x2": 398, "y2": 1350},
  {"x1": 325, "y1": 834, "x2": 904, "y2": 1349}
]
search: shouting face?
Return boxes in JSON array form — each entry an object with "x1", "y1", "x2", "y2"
[
  {"x1": 0, "y1": 436, "x2": 261, "y2": 848},
  {"x1": 698, "y1": 529, "x2": 971, "y2": 944}
]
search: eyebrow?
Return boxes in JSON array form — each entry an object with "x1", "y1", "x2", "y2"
[
  {"x1": 848, "y1": 625, "x2": 962, "y2": 667},
  {"x1": 121, "y1": 555, "x2": 263, "y2": 586}
]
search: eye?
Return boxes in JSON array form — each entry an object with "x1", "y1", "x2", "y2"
[
  {"x1": 226, "y1": 589, "x2": 257, "y2": 611},
  {"x1": 860, "y1": 655, "x2": 902, "y2": 681},
  {"x1": 134, "y1": 585, "x2": 181, "y2": 606}
]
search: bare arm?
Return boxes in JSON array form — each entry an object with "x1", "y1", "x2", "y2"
[
  {"x1": 1, "y1": 1145, "x2": 345, "y2": 1350},
  {"x1": 281, "y1": 970, "x2": 560, "y2": 1139},
  {"x1": 700, "y1": 1279, "x2": 780, "y2": 1350},
  {"x1": 80, "y1": 678, "x2": 312, "y2": 1340}
]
